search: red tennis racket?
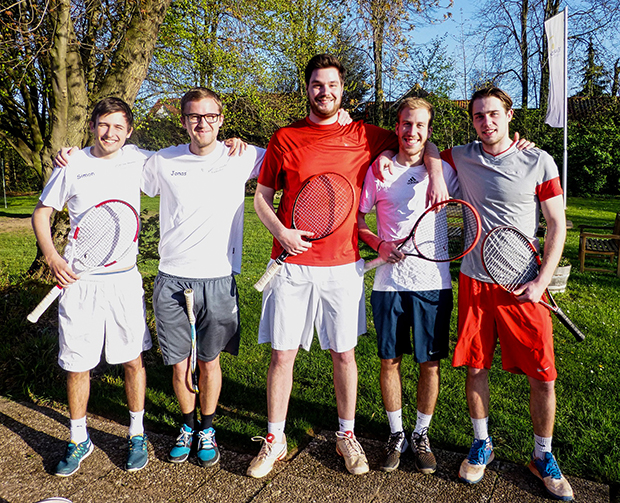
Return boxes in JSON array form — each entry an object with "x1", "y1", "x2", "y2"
[
  {"x1": 27, "y1": 199, "x2": 140, "y2": 323},
  {"x1": 481, "y1": 225, "x2": 585, "y2": 342},
  {"x1": 364, "y1": 199, "x2": 481, "y2": 272},
  {"x1": 254, "y1": 172, "x2": 354, "y2": 292}
]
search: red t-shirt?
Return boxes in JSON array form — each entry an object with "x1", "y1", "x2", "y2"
[{"x1": 258, "y1": 118, "x2": 398, "y2": 266}]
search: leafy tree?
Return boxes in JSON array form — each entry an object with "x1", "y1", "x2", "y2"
[
  {"x1": 472, "y1": 0, "x2": 620, "y2": 108},
  {"x1": 0, "y1": 0, "x2": 172, "y2": 186},
  {"x1": 576, "y1": 38, "x2": 608, "y2": 97},
  {"x1": 0, "y1": 0, "x2": 172, "y2": 277},
  {"x1": 404, "y1": 35, "x2": 456, "y2": 98},
  {"x1": 346, "y1": 0, "x2": 450, "y2": 126}
]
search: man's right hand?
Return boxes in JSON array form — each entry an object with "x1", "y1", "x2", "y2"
[
  {"x1": 378, "y1": 240, "x2": 405, "y2": 263},
  {"x1": 47, "y1": 253, "x2": 79, "y2": 287},
  {"x1": 54, "y1": 147, "x2": 79, "y2": 167},
  {"x1": 277, "y1": 228, "x2": 314, "y2": 256}
]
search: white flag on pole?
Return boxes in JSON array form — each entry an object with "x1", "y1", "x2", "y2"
[{"x1": 545, "y1": 11, "x2": 566, "y2": 127}]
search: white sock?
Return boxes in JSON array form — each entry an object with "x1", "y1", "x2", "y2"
[
  {"x1": 338, "y1": 417, "x2": 355, "y2": 434},
  {"x1": 471, "y1": 417, "x2": 489, "y2": 441},
  {"x1": 267, "y1": 421, "x2": 286, "y2": 443},
  {"x1": 386, "y1": 409, "x2": 404, "y2": 434},
  {"x1": 70, "y1": 416, "x2": 88, "y2": 444},
  {"x1": 414, "y1": 410, "x2": 433, "y2": 435},
  {"x1": 534, "y1": 434, "x2": 552, "y2": 460},
  {"x1": 128, "y1": 409, "x2": 145, "y2": 437}
]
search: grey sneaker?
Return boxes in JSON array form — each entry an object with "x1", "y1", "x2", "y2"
[
  {"x1": 382, "y1": 431, "x2": 409, "y2": 472},
  {"x1": 411, "y1": 429, "x2": 437, "y2": 474},
  {"x1": 335, "y1": 431, "x2": 369, "y2": 475},
  {"x1": 246, "y1": 434, "x2": 287, "y2": 478}
]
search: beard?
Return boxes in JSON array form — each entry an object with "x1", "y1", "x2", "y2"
[{"x1": 308, "y1": 94, "x2": 341, "y2": 119}]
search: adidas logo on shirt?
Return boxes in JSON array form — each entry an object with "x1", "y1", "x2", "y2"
[{"x1": 407, "y1": 175, "x2": 419, "y2": 185}]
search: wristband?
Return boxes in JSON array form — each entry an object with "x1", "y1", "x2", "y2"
[{"x1": 376, "y1": 240, "x2": 385, "y2": 252}]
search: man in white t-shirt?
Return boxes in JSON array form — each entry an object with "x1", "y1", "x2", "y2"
[
  {"x1": 32, "y1": 98, "x2": 153, "y2": 476},
  {"x1": 141, "y1": 88, "x2": 264, "y2": 468},
  {"x1": 358, "y1": 98, "x2": 459, "y2": 474}
]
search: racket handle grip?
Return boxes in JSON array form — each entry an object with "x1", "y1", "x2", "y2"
[
  {"x1": 27, "y1": 284, "x2": 63, "y2": 323},
  {"x1": 555, "y1": 308, "x2": 586, "y2": 343},
  {"x1": 254, "y1": 259, "x2": 284, "y2": 292},
  {"x1": 184, "y1": 289, "x2": 196, "y2": 324},
  {"x1": 363, "y1": 257, "x2": 387, "y2": 273}
]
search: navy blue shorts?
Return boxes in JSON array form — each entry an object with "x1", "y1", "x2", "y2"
[
  {"x1": 370, "y1": 289, "x2": 453, "y2": 363},
  {"x1": 153, "y1": 272, "x2": 240, "y2": 365}
]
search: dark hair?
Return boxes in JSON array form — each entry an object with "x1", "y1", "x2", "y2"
[
  {"x1": 180, "y1": 87, "x2": 223, "y2": 114},
  {"x1": 90, "y1": 97, "x2": 133, "y2": 128},
  {"x1": 396, "y1": 97, "x2": 435, "y2": 129},
  {"x1": 468, "y1": 87, "x2": 513, "y2": 118},
  {"x1": 304, "y1": 54, "x2": 345, "y2": 87}
]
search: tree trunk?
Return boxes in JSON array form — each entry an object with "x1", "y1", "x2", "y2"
[
  {"x1": 520, "y1": 0, "x2": 528, "y2": 109},
  {"x1": 96, "y1": 0, "x2": 172, "y2": 104},
  {"x1": 373, "y1": 21, "x2": 385, "y2": 127},
  {"x1": 612, "y1": 58, "x2": 620, "y2": 97},
  {"x1": 25, "y1": 0, "x2": 173, "y2": 278}
]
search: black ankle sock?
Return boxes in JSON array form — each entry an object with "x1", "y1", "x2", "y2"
[
  {"x1": 201, "y1": 412, "x2": 215, "y2": 430},
  {"x1": 183, "y1": 411, "x2": 196, "y2": 430}
]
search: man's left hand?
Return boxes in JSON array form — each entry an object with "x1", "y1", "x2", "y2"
[
  {"x1": 224, "y1": 137, "x2": 248, "y2": 156},
  {"x1": 337, "y1": 108, "x2": 352, "y2": 126},
  {"x1": 511, "y1": 132, "x2": 536, "y2": 151}
]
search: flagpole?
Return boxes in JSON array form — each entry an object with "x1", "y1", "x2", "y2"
[{"x1": 562, "y1": 7, "x2": 568, "y2": 208}]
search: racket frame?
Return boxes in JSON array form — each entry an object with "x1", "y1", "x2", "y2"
[
  {"x1": 481, "y1": 225, "x2": 585, "y2": 342},
  {"x1": 184, "y1": 288, "x2": 199, "y2": 393},
  {"x1": 254, "y1": 172, "x2": 354, "y2": 292},
  {"x1": 27, "y1": 199, "x2": 140, "y2": 323},
  {"x1": 363, "y1": 198, "x2": 481, "y2": 272}
]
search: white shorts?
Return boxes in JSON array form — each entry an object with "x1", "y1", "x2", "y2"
[
  {"x1": 258, "y1": 259, "x2": 366, "y2": 353},
  {"x1": 58, "y1": 267, "x2": 152, "y2": 372}
]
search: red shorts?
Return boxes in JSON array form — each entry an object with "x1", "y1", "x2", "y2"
[{"x1": 453, "y1": 273, "x2": 557, "y2": 381}]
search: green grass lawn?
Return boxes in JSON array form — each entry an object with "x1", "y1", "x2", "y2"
[{"x1": 1, "y1": 194, "x2": 619, "y2": 487}]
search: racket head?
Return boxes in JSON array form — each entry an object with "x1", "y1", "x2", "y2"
[
  {"x1": 70, "y1": 199, "x2": 140, "y2": 272},
  {"x1": 481, "y1": 225, "x2": 540, "y2": 292},
  {"x1": 291, "y1": 172, "x2": 354, "y2": 240},
  {"x1": 403, "y1": 199, "x2": 481, "y2": 262}
]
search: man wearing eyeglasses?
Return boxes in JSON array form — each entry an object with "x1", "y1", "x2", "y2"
[{"x1": 141, "y1": 87, "x2": 265, "y2": 469}]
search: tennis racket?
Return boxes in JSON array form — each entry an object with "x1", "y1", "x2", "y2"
[
  {"x1": 184, "y1": 288, "x2": 199, "y2": 393},
  {"x1": 364, "y1": 199, "x2": 481, "y2": 272},
  {"x1": 27, "y1": 199, "x2": 140, "y2": 323},
  {"x1": 481, "y1": 225, "x2": 585, "y2": 342},
  {"x1": 254, "y1": 172, "x2": 354, "y2": 292}
]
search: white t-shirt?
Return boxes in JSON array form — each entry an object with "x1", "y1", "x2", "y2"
[
  {"x1": 359, "y1": 157, "x2": 460, "y2": 292},
  {"x1": 40, "y1": 145, "x2": 151, "y2": 272},
  {"x1": 141, "y1": 142, "x2": 265, "y2": 278}
]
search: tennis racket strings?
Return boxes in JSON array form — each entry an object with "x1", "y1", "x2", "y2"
[
  {"x1": 412, "y1": 201, "x2": 480, "y2": 261},
  {"x1": 482, "y1": 228, "x2": 539, "y2": 290}
]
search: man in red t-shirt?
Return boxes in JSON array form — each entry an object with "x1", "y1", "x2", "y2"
[{"x1": 247, "y1": 54, "x2": 448, "y2": 478}]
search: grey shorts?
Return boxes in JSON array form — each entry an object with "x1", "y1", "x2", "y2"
[{"x1": 153, "y1": 272, "x2": 240, "y2": 365}]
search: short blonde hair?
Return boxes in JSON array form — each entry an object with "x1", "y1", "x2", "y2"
[{"x1": 396, "y1": 98, "x2": 434, "y2": 128}]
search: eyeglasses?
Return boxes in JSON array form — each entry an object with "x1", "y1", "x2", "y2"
[{"x1": 183, "y1": 113, "x2": 221, "y2": 124}]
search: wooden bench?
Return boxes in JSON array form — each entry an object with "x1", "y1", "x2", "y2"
[{"x1": 578, "y1": 213, "x2": 620, "y2": 276}]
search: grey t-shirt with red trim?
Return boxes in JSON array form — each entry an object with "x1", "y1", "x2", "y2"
[{"x1": 441, "y1": 141, "x2": 563, "y2": 282}]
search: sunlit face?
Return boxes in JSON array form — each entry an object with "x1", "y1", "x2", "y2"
[
  {"x1": 471, "y1": 96, "x2": 514, "y2": 148},
  {"x1": 181, "y1": 98, "x2": 223, "y2": 155},
  {"x1": 89, "y1": 112, "x2": 132, "y2": 159},
  {"x1": 306, "y1": 67, "x2": 343, "y2": 120},
  {"x1": 395, "y1": 107, "x2": 432, "y2": 160}
]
